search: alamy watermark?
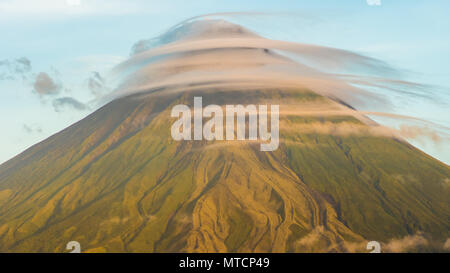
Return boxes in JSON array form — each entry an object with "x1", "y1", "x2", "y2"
[
  {"x1": 366, "y1": 241, "x2": 381, "y2": 253},
  {"x1": 66, "y1": 241, "x2": 81, "y2": 253},
  {"x1": 171, "y1": 97, "x2": 279, "y2": 151}
]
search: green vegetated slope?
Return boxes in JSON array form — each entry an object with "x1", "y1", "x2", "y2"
[{"x1": 0, "y1": 89, "x2": 448, "y2": 252}]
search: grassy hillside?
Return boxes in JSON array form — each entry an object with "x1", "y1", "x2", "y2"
[{"x1": 0, "y1": 88, "x2": 448, "y2": 252}]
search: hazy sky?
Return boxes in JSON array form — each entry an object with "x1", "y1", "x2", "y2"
[{"x1": 0, "y1": 0, "x2": 449, "y2": 164}]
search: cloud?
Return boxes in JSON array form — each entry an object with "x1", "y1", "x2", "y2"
[
  {"x1": 444, "y1": 238, "x2": 450, "y2": 251},
  {"x1": 22, "y1": 124, "x2": 43, "y2": 134},
  {"x1": 104, "y1": 18, "x2": 449, "y2": 154},
  {"x1": 33, "y1": 72, "x2": 61, "y2": 96},
  {"x1": 0, "y1": 57, "x2": 32, "y2": 81},
  {"x1": 22, "y1": 124, "x2": 32, "y2": 134},
  {"x1": 130, "y1": 40, "x2": 150, "y2": 56},
  {"x1": 0, "y1": 0, "x2": 150, "y2": 17},
  {"x1": 15, "y1": 57, "x2": 32, "y2": 73},
  {"x1": 111, "y1": 19, "x2": 425, "y2": 110},
  {"x1": 383, "y1": 233, "x2": 429, "y2": 253},
  {"x1": 52, "y1": 97, "x2": 88, "y2": 112},
  {"x1": 332, "y1": 234, "x2": 450, "y2": 253},
  {"x1": 281, "y1": 121, "x2": 394, "y2": 138},
  {"x1": 281, "y1": 117, "x2": 449, "y2": 144},
  {"x1": 87, "y1": 71, "x2": 109, "y2": 97},
  {"x1": 0, "y1": 58, "x2": 92, "y2": 114},
  {"x1": 294, "y1": 226, "x2": 326, "y2": 247},
  {"x1": 397, "y1": 125, "x2": 443, "y2": 143}
]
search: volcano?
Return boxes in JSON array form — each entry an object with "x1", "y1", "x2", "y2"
[{"x1": 0, "y1": 19, "x2": 449, "y2": 253}]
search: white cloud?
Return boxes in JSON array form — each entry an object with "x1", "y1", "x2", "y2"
[
  {"x1": 73, "y1": 55, "x2": 125, "y2": 74},
  {"x1": 0, "y1": 0, "x2": 148, "y2": 16},
  {"x1": 66, "y1": 0, "x2": 81, "y2": 6}
]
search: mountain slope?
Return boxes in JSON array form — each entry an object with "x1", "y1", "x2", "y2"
[{"x1": 0, "y1": 88, "x2": 448, "y2": 253}]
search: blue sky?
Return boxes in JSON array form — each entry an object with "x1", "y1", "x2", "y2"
[{"x1": 0, "y1": 0, "x2": 449, "y2": 164}]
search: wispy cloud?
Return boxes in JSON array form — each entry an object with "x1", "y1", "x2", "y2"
[
  {"x1": 22, "y1": 124, "x2": 43, "y2": 134},
  {"x1": 33, "y1": 72, "x2": 61, "y2": 96},
  {"x1": 0, "y1": 57, "x2": 32, "y2": 81},
  {"x1": 383, "y1": 233, "x2": 429, "y2": 253},
  {"x1": 52, "y1": 97, "x2": 88, "y2": 112},
  {"x1": 0, "y1": 0, "x2": 153, "y2": 17},
  {"x1": 87, "y1": 71, "x2": 109, "y2": 97}
]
